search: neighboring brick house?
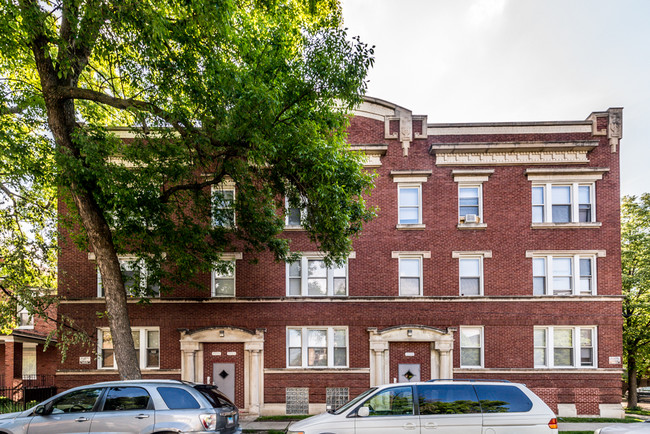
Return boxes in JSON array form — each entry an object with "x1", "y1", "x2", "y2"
[
  {"x1": 56, "y1": 96, "x2": 624, "y2": 417},
  {"x1": 0, "y1": 294, "x2": 58, "y2": 388}
]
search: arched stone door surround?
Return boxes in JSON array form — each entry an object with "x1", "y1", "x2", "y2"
[
  {"x1": 179, "y1": 327, "x2": 265, "y2": 414},
  {"x1": 368, "y1": 325, "x2": 455, "y2": 386}
]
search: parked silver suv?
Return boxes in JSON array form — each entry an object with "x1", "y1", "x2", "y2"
[{"x1": 0, "y1": 379, "x2": 241, "y2": 433}]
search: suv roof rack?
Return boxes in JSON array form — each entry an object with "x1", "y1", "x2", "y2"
[{"x1": 426, "y1": 379, "x2": 511, "y2": 383}]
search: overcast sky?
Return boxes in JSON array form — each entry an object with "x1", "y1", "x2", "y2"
[{"x1": 341, "y1": 0, "x2": 649, "y2": 196}]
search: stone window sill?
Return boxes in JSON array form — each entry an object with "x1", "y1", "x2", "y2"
[
  {"x1": 396, "y1": 224, "x2": 426, "y2": 230},
  {"x1": 531, "y1": 222, "x2": 602, "y2": 229}
]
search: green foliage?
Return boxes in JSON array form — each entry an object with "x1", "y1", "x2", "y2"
[
  {"x1": 0, "y1": 0, "x2": 375, "y2": 375},
  {"x1": 622, "y1": 194, "x2": 650, "y2": 399}
]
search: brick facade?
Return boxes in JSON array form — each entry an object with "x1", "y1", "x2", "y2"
[{"x1": 56, "y1": 97, "x2": 624, "y2": 417}]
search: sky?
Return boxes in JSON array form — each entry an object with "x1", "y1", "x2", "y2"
[{"x1": 341, "y1": 0, "x2": 650, "y2": 197}]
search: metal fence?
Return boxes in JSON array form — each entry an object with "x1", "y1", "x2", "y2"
[{"x1": 0, "y1": 376, "x2": 57, "y2": 413}]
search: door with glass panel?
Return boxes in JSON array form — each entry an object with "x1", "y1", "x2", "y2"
[{"x1": 354, "y1": 385, "x2": 418, "y2": 433}]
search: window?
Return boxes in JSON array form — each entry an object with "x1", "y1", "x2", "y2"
[
  {"x1": 361, "y1": 386, "x2": 414, "y2": 416},
  {"x1": 534, "y1": 326, "x2": 597, "y2": 368},
  {"x1": 473, "y1": 385, "x2": 533, "y2": 413},
  {"x1": 453, "y1": 170, "x2": 492, "y2": 228},
  {"x1": 459, "y1": 186, "x2": 481, "y2": 222},
  {"x1": 459, "y1": 257, "x2": 482, "y2": 296},
  {"x1": 418, "y1": 384, "x2": 480, "y2": 414},
  {"x1": 99, "y1": 327, "x2": 160, "y2": 370},
  {"x1": 398, "y1": 184, "x2": 421, "y2": 225},
  {"x1": 399, "y1": 257, "x2": 422, "y2": 296},
  {"x1": 49, "y1": 388, "x2": 102, "y2": 414},
  {"x1": 453, "y1": 251, "x2": 491, "y2": 296},
  {"x1": 460, "y1": 327, "x2": 483, "y2": 368},
  {"x1": 17, "y1": 304, "x2": 33, "y2": 329},
  {"x1": 98, "y1": 258, "x2": 159, "y2": 298},
  {"x1": 529, "y1": 253, "x2": 598, "y2": 295},
  {"x1": 212, "y1": 261, "x2": 235, "y2": 297},
  {"x1": 287, "y1": 327, "x2": 348, "y2": 368},
  {"x1": 22, "y1": 345, "x2": 36, "y2": 380},
  {"x1": 285, "y1": 196, "x2": 307, "y2": 228},
  {"x1": 286, "y1": 256, "x2": 347, "y2": 296},
  {"x1": 531, "y1": 183, "x2": 596, "y2": 223},
  {"x1": 157, "y1": 387, "x2": 200, "y2": 409},
  {"x1": 212, "y1": 182, "x2": 235, "y2": 227},
  {"x1": 102, "y1": 387, "x2": 151, "y2": 411}
]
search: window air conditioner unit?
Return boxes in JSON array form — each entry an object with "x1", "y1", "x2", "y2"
[{"x1": 464, "y1": 214, "x2": 478, "y2": 223}]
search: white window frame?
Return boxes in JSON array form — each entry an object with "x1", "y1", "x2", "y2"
[
  {"x1": 17, "y1": 304, "x2": 34, "y2": 329},
  {"x1": 534, "y1": 326, "x2": 597, "y2": 368},
  {"x1": 391, "y1": 171, "x2": 431, "y2": 230},
  {"x1": 211, "y1": 181, "x2": 236, "y2": 228},
  {"x1": 527, "y1": 251, "x2": 603, "y2": 296},
  {"x1": 285, "y1": 254, "x2": 350, "y2": 297},
  {"x1": 286, "y1": 326, "x2": 348, "y2": 368},
  {"x1": 285, "y1": 196, "x2": 308, "y2": 228},
  {"x1": 452, "y1": 251, "x2": 491, "y2": 296},
  {"x1": 392, "y1": 251, "x2": 430, "y2": 296},
  {"x1": 98, "y1": 327, "x2": 160, "y2": 370},
  {"x1": 211, "y1": 253, "x2": 242, "y2": 297},
  {"x1": 453, "y1": 170, "x2": 492, "y2": 228},
  {"x1": 458, "y1": 184, "x2": 482, "y2": 222},
  {"x1": 97, "y1": 256, "x2": 159, "y2": 298},
  {"x1": 397, "y1": 183, "x2": 422, "y2": 225},
  {"x1": 459, "y1": 326, "x2": 484, "y2": 368}
]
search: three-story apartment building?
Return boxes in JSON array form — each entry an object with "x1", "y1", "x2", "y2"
[{"x1": 56, "y1": 96, "x2": 624, "y2": 417}]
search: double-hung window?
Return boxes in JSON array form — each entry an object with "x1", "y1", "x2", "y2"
[
  {"x1": 398, "y1": 184, "x2": 421, "y2": 225},
  {"x1": 453, "y1": 251, "x2": 491, "y2": 296},
  {"x1": 534, "y1": 326, "x2": 596, "y2": 368},
  {"x1": 391, "y1": 171, "x2": 431, "y2": 229},
  {"x1": 287, "y1": 255, "x2": 348, "y2": 296},
  {"x1": 285, "y1": 196, "x2": 308, "y2": 228},
  {"x1": 212, "y1": 253, "x2": 241, "y2": 297},
  {"x1": 97, "y1": 257, "x2": 159, "y2": 298},
  {"x1": 460, "y1": 327, "x2": 483, "y2": 368},
  {"x1": 453, "y1": 170, "x2": 492, "y2": 228},
  {"x1": 528, "y1": 251, "x2": 602, "y2": 295},
  {"x1": 17, "y1": 304, "x2": 33, "y2": 329},
  {"x1": 287, "y1": 327, "x2": 348, "y2": 368},
  {"x1": 393, "y1": 251, "x2": 430, "y2": 296},
  {"x1": 526, "y1": 168, "x2": 608, "y2": 226},
  {"x1": 98, "y1": 327, "x2": 160, "y2": 370},
  {"x1": 212, "y1": 181, "x2": 235, "y2": 228}
]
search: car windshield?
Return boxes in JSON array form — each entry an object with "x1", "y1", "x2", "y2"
[
  {"x1": 194, "y1": 385, "x2": 235, "y2": 408},
  {"x1": 333, "y1": 387, "x2": 378, "y2": 415}
]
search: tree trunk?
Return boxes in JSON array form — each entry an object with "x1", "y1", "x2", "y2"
[
  {"x1": 628, "y1": 354, "x2": 638, "y2": 408},
  {"x1": 39, "y1": 78, "x2": 142, "y2": 381}
]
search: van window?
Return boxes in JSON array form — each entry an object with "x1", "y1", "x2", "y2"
[
  {"x1": 362, "y1": 386, "x2": 414, "y2": 416},
  {"x1": 417, "y1": 384, "x2": 481, "y2": 414},
  {"x1": 474, "y1": 385, "x2": 533, "y2": 413},
  {"x1": 157, "y1": 387, "x2": 200, "y2": 409}
]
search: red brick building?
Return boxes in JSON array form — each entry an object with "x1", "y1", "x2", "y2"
[{"x1": 56, "y1": 97, "x2": 624, "y2": 417}]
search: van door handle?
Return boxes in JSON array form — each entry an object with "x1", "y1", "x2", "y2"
[
  {"x1": 136, "y1": 414, "x2": 150, "y2": 419},
  {"x1": 75, "y1": 417, "x2": 89, "y2": 422},
  {"x1": 424, "y1": 421, "x2": 439, "y2": 429},
  {"x1": 403, "y1": 422, "x2": 417, "y2": 430}
]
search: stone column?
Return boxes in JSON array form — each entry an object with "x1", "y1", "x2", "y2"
[
  {"x1": 250, "y1": 350, "x2": 260, "y2": 414},
  {"x1": 180, "y1": 341, "x2": 200, "y2": 382},
  {"x1": 369, "y1": 342, "x2": 389, "y2": 386},
  {"x1": 434, "y1": 340, "x2": 453, "y2": 379}
]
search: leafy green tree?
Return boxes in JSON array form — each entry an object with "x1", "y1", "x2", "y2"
[
  {"x1": 0, "y1": 0, "x2": 374, "y2": 379},
  {"x1": 622, "y1": 194, "x2": 650, "y2": 408}
]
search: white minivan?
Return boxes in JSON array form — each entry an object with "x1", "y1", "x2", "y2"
[{"x1": 288, "y1": 380, "x2": 558, "y2": 434}]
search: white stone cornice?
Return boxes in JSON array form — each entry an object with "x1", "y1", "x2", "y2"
[
  {"x1": 525, "y1": 167, "x2": 609, "y2": 182},
  {"x1": 427, "y1": 123, "x2": 592, "y2": 136},
  {"x1": 435, "y1": 151, "x2": 590, "y2": 166}
]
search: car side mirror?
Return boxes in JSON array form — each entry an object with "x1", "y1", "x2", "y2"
[
  {"x1": 357, "y1": 406, "x2": 369, "y2": 417},
  {"x1": 35, "y1": 402, "x2": 52, "y2": 416}
]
